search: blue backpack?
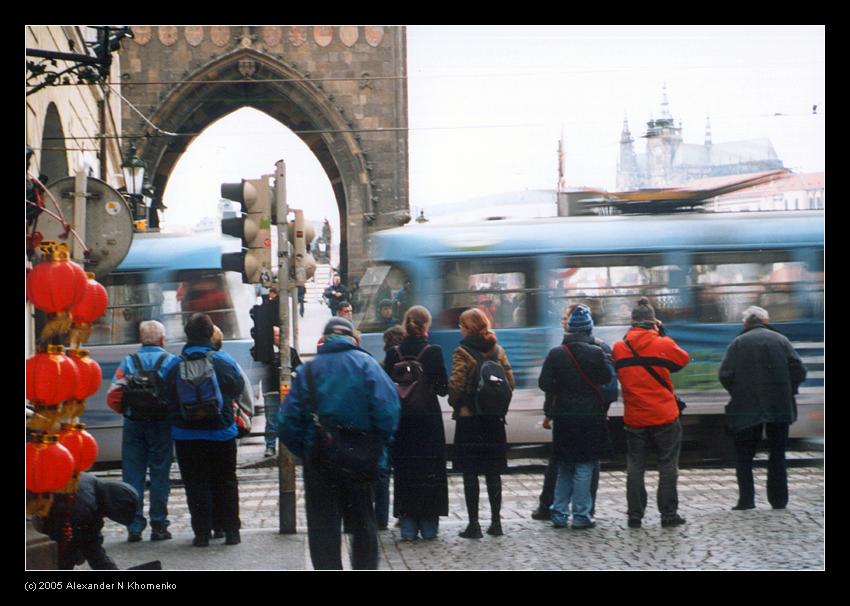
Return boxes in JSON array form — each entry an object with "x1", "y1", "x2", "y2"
[{"x1": 175, "y1": 351, "x2": 227, "y2": 429}]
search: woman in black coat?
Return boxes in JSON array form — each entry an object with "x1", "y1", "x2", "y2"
[
  {"x1": 538, "y1": 305, "x2": 612, "y2": 529},
  {"x1": 383, "y1": 305, "x2": 449, "y2": 541}
]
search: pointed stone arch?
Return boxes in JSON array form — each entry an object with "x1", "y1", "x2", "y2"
[{"x1": 120, "y1": 28, "x2": 409, "y2": 279}]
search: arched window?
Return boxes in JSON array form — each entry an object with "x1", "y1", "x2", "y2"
[{"x1": 39, "y1": 103, "x2": 68, "y2": 183}]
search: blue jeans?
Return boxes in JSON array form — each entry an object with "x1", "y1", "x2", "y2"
[
  {"x1": 400, "y1": 516, "x2": 439, "y2": 540},
  {"x1": 264, "y1": 393, "x2": 280, "y2": 449},
  {"x1": 625, "y1": 419, "x2": 682, "y2": 521},
  {"x1": 551, "y1": 460, "x2": 596, "y2": 526},
  {"x1": 121, "y1": 418, "x2": 173, "y2": 533}
]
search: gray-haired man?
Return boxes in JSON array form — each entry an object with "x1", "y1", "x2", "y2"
[
  {"x1": 107, "y1": 320, "x2": 179, "y2": 542},
  {"x1": 719, "y1": 306, "x2": 807, "y2": 510}
]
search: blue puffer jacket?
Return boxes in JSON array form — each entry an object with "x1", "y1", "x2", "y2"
[
  {"x1": 278, "y1": 336, "x2": 400, "y2": 461},
  {"x1": 163, "y1": 342, "x2": 245, "y2": 441}
]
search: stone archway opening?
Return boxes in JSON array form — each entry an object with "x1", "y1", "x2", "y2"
[{"x1": 159, "y1": 106, "x2": 342, "y2": 269}]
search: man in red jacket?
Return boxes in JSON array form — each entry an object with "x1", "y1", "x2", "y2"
[{"x1": 613, "y1": 298, "x2": 690, "y2": 529}]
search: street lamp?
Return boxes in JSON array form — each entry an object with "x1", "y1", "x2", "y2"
[{"x1": 121, "y1": 142, "x2": 147, "y2": 230}]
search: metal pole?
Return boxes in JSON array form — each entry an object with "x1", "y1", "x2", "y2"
[
  {"x1": 72, "y1": 169, "x2": 88, "y2": 262},
  {"x1": 275, "y1": 159, "x2": 297, "y2": 534}
]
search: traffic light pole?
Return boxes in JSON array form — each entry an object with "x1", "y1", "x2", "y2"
[{"x1": 274, "y1": 159, "x2": 297, "y2": 534}]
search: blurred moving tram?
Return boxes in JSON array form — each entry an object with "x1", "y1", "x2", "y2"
[
  {"x1": 352, "y1": 210, "x2": 824, "y2": 460},
  {"x1": 79, "y1": 232, "x2": 264, "y2": 466}
]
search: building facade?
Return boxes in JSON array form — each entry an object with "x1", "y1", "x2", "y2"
[{"x1": 617, "y1": 86, "x2": 785, "y2": 190}]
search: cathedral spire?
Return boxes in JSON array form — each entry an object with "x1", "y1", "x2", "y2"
[
  {"x1": 705, "y1": 115, "x2": 712, "y2": 146},
  {"x1": 660, "y1": 82, "x2": 672, "y2": 120},
  {"x1": 620, "y1": 113, "x2": 633, "y2": 144}
]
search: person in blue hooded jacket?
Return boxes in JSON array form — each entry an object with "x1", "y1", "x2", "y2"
[
  {"x1": 163, "y1": 312, "x2": 245, "y2": 548},
  {"x1": 279, "y1": 317, "x2": 400, "y2": 570}
]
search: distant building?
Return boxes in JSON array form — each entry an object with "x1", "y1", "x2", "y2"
[
  {"x1": 617, "y1": 85, "x2": 785, "y2": 190},
  {"x1": 709, "y1": 171, "x2": 825, "y2": 212}
]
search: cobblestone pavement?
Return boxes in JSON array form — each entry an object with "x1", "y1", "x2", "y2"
[{"x1": 95, "y1": 445, "x2": 825, "y2": 571}]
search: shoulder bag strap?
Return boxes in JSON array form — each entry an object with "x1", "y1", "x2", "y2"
[
  {"x1": 129, "y1": 353, "x2": 143, "y2": 373},
  {"x1": 561, "y1": 343, "x2": 605, "y2": 405},
  {"x1": 623, "y1": 338, "x2": 674, "y2": 393}
]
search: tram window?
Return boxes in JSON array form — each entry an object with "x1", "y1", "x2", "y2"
[
  {"x1": 353, "y1": 264, "x2": 412, "y2": 333},
  {"x1": 691, "y1": 250, "x2": 823, "y2": 323},
  {"x1": 547, "y1": 254, "x2": 687, "y2": 326},
  {"x1": 441, "y1": 258, "x2": 534, "y2": 328},
  {"x1": 87, "y1": 271, "x2": 245, "y2": 345}
]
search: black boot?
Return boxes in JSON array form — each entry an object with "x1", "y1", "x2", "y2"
[
  {"x1": 486, "y1": 519, "x2": 503, "y2": 536},
  {"x1": 459, "y1": 521, "x2": 483, "y2": 539}
]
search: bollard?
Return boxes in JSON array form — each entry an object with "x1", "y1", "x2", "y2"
[{"x1": 278, "y1": 444, "x2": 297, "y2": 534}]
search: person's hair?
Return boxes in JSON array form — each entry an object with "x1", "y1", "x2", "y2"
[
  {"x1": 742, "y1": 305, "x2": 769, "y2": 327},
  {"x1": 383, "y1": 325, "x2": 405, "y2": 350},
  {"x1": 185, "y1": 313, "x2": 214, "y2": 342},
  {"x1": 139, "y1": 320, "x2": 166, "y2": 346},
  {"x1": 339, "y1": 301, "x2": 352, "y2": 310},
  {"x1": 211, "y1": 325, "x2": 224, "y2": 350},
  {"x1": 403, "y1": 305, "x2": 432, "y2": 337},
  {"x1": 459, "y1": 308, "x2": 497, "y2": 347}
]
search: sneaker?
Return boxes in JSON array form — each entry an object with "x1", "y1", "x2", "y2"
[
  {"x1": 150, "y1": 527, "x2": 172, "y2": 541},
  {"x1": 661, "y1": 514, "x2": 687, "y2": 528},
  {"x1": 531, "y1": 507, "x2": 550, "y2": 521},
  {"x1": 550, "y1": 511, "x2": 569, "y2": 528},
  {"x1": 627, "y1": 518, "x2": 642, "y2": 529},
  {"x1": 458, "y1": 522, "x2": 483, "y2": 539},
  {"x1": 264, "y1": 447, "x2": 276, "y2": 458},
  {"x1": 486, "y1": 521, "x2": 503, "y2": 536},
  {"x1": 192, "y1": 535, "x2": 210, "y2": 547},
  {"x1": 127, "y1": 532, "x2": 143, "y2": 543},
  {"x1": 571, "y1": 520, "x2": 596, "y2": 530},
  {"x1": 225, "y1": 530, "x2": 241, "y2": 545}
]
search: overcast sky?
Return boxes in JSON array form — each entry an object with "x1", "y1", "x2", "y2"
[{"x1": 160, "y1": 25, "x2": 825, "y2": 236}]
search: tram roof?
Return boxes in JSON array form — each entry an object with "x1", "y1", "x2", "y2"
[
  {"x1": 115, "y1": 232, "x2": 240, "y2": 273},
  {"x1": 372, "y1": 211, "x2": 824, "y2": 259}
]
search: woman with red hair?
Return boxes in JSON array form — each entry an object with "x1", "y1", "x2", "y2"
[{"x1": 448, "y1": 308, "x2": 515, "y2": 538}]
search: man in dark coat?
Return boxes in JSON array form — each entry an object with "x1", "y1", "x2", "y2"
[
  {"x1": 538, "y1": 305, "x2": 612, "y2": 529},
  {"x1": 719, "y1": 306, "x2": 807, "y2": 511}
]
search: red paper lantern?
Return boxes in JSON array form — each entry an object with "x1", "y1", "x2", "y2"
[
  {"x1": 58, "y1": 423, "x2": 98, "y2": 473},
  {"x1": 25, "y1": 345, "x2": 79, "y2": 407},
  {"x1": 66, "y1": 349, "x2": 102, "y2": 401},
  {"x1": 70, "y1": 274, "x2": 108, "y2": 324},
  {"x1": 26, "y1": 247, "x2": 88, "y2": 313},
  {"x1": 26, "y1": 435, "x2": 75, "y2": 493}
]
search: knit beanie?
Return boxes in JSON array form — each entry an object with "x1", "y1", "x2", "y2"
[
  {"x1": 631, "y1": 297, "x2": 657, "y2": 323},
  {"x1": 323, "y1": 316, "x2": 355, "y2": 337},
  {"x1": 567, "y1": 305, "x2": 594, "y2": 333}
]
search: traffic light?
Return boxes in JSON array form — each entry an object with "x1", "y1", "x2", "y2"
[
  {"x1": 249, "y1": 301, "x2": 275, "y2": 364},
  {"x1": 220, "y1": 177, "x2": 274, "y2": 284},
  {"x1": 288, "y1": 209, "x2": 317, "y2": 286}
]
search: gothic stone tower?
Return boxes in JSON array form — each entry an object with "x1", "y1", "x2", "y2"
[
  {"x1": 644, "y1": 84, "x2": 682, "y2": 187},
  {"x1": 118, "y1": 25, "x2": 410, "y2": 281}
]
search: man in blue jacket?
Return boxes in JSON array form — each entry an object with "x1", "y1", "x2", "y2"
[
  {"x1": 279, "y1": 317, "x2": 400, "y2": 570},
  {"x1": 163, "y1": 313, "x2": 246, "y2": 547},
  {"x1": 106, "y1": 320, "x2": 178, "y2": 543}
]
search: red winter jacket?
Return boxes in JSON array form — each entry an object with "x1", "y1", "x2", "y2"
[{"x1": 612, "y1": 327, "x2": 690, "y2": 429}]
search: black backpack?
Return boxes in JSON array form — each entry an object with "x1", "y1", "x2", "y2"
[
  {"x1": 389, "y1": 345, "x2": 433, "y2": 414},
  {"x1": 463, "y1": 345, "x2": 513, "y2": 418},
  {"x1": 122, "y1": 353, "x2": 169, "y2": 421}
]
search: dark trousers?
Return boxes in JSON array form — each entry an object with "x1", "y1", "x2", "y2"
[
  {"x1": 303, "y1": 462, "x2": 378, "y2": 570},
  {"x1": 733, "y1": 422, "x2": 789, "y2": 508},
  {"x1": 625, "y1": 419, "x2": 682, "y2": 521},
  {"x1": 174, "y1": 439, "x2": 240, "y2": 538},
  {"x1": 539, "y1": 456, "x2": 600, "y2": 516}
]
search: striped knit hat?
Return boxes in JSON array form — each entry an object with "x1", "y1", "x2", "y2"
[{"x1": 567, "y1": 305, "x2": 594, "y2": 333}]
